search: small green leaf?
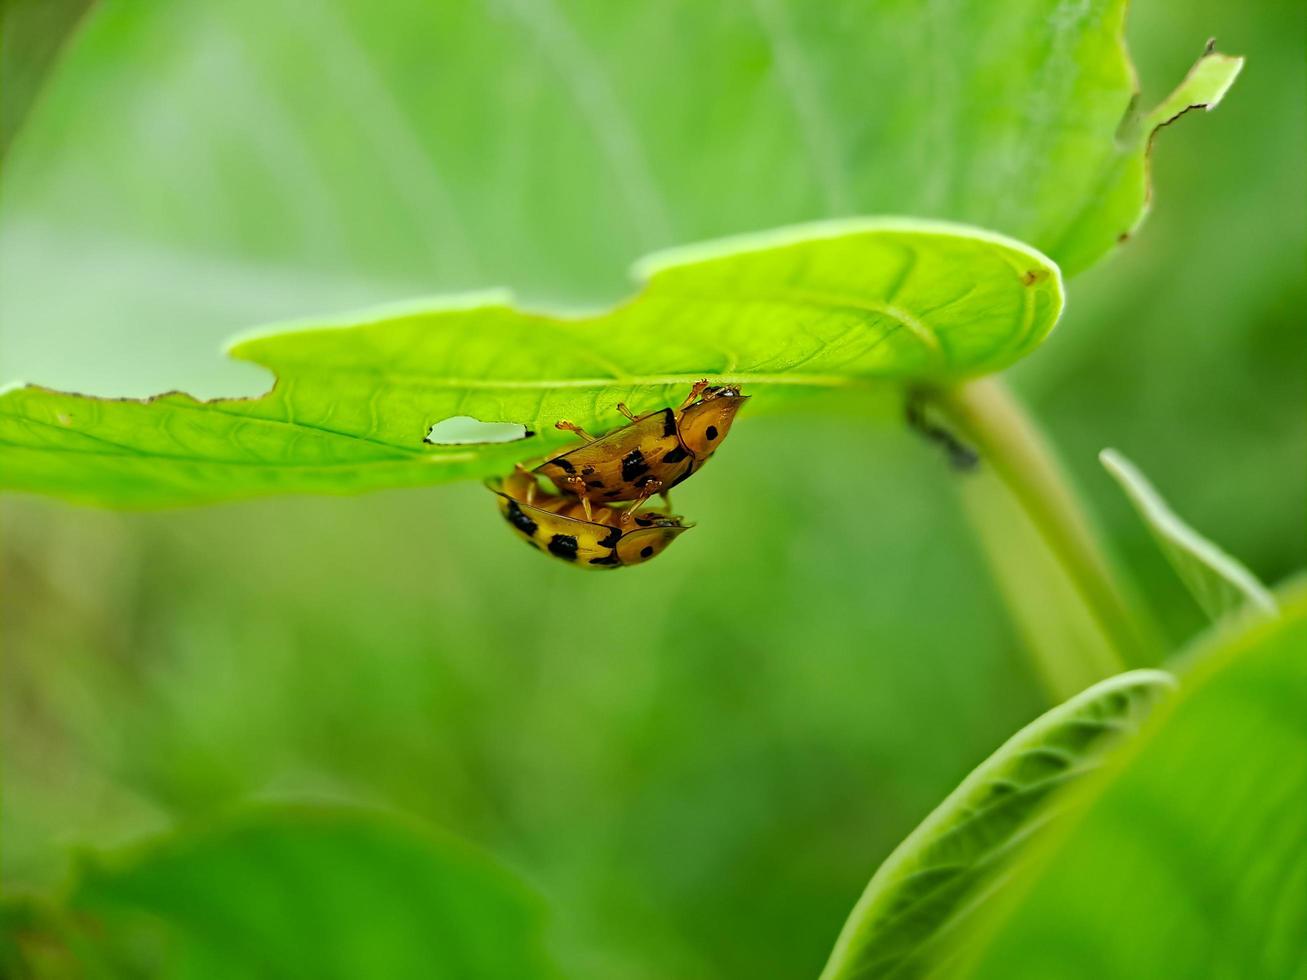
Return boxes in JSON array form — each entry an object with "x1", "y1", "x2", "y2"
[
  {"x1": 955, "y1": 585, "x2": 1307, "y2": 979},
  {"x1": 60, "y1": 806, "x2": 557, "y2": 980},
  {"x1": 819, "y1": 669, "x2": 1173, "y2": 980},
  {"x1": 1101, "y1": 448, "x2": 1276, "y2": 621},
  {"x1": 0, "y1": 219, "x2": 1062, "y2": 506}
]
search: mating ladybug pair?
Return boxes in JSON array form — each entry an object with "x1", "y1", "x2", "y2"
[{"x1": 488, "y1": 380, "x2": 749, "y2": 568}]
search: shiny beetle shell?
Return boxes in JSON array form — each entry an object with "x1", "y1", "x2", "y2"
[
  {"x1": 489, "y1": 472, "x2": 690, "y2": 569},
  {"x1": 534, "y1": 382, "x2": 748, "y2": 503}
]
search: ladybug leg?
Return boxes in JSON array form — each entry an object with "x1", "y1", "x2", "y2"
[
  {"x1": 615, "y1": 402, "x2": 639, "y2": 422},
  {"x1": 624, "y1": 479, "x2": 665, "y2": 521},
  {"x1": 554, "y1": 419, "x2": 595, "y2": 442},
  {"x1": 678, "y1": 379, "x2": 711, "y2": 410},
  {"x1": 511, "y1": 464, "x2": 538, "y2": 504},
  {"x1": 578, "y1": 494, "x2": 593, "y2": 521},
  {"x1": 658, "y1": 489, "x2": 673, "y2": 512},
  {"x1": 555, "y1": 471, "x2": 588, "y2": 501}
]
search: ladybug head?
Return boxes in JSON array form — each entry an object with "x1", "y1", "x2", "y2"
[
  {"x1": 677, "y1": 387, "x2": 748, "y2": 458},
  {"x1": 615, "y1": 522, "x2": 691, "y2": 566}
]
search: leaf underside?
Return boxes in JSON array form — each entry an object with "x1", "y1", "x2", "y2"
[
  {"x1": 1100, "y1": 448, "x2": 1276, "y2": 621},
  {"x1": 0, "y1": 219, "x2": 1062, "y2": 506},
  {"x1": 819, "y1": 669, "x2": 1174, "y2": 980}
]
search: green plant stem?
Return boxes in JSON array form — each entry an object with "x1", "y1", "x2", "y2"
[{"x1": 932, "y1": 378, "x2": 1156, "y2": 694}]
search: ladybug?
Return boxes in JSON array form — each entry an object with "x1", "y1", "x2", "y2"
[
  {"x1": 489, "y1": 468, "x2": 691, "y2": 569},
  {"x1": 534, "y1": 380, "x2": 748, "y2": 518}
]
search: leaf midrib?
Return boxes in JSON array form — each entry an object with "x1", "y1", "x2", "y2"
[{"x1": 241, "y1": 368, "x2": 870, "y2": 390}]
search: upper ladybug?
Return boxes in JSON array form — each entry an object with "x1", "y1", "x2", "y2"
[{"x1": 534, "y1": 380, "x2": 748, "y2": 514}]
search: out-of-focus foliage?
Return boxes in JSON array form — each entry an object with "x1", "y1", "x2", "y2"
[
  {"x1": 820, "y1": 670, "x2": 1174, "y2": 980},
  {"x1": 42, "y1": 806, "x2": 556, "y2": 978},
  {"x1": 1101, "y1": 449, "x2": 1276, "y2": 620},
  {"x1": 1, "y1": 0, "x2": 1233, "y2": 399},
  {"x1": 0, "y1": 0, "x2": 94, "y2": 155},
  {"x1": 956, "y1": 587, "x2": 1307, "y2": 979},
  {"x1": 1, "y1": 221, "x2": 1062, "y2": 504},
  {"x1": 1, "y1": 1, "x2": 1302, "y2": 979},
  {"x1": 2, "y1": 427, "x2": 1047, "y2": 980}
]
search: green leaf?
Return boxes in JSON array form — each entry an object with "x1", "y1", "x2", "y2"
[
  {"x1": 57, "y1": 806, "x2": 557, "y2": 980},
  {"x1": 1101, "y1": 448, "x2": 1277, "y2": 621},
  {"x1": 0, "y1": 219, "x2": 1063, "y2": 506},
  {"x1": 0, "y1": 0, "x2": 95, "y2": 158},
  {"x1": 1049, "y1": 46, "x2": 1243, "y2": 276},
  {"x1": 954, "y1": 585, "x2": 1307, "y2": 979},
  {"x1": 819, "y1": 668, "x2": 1174, "y2": 980},
  {"x1": 1, "y1": 1, "x2": 1242, "y2": 400}
]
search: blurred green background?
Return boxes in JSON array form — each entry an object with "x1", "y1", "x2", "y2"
[{"x1": 1, "y1": 0, "x2": 1302, "y2": 977}]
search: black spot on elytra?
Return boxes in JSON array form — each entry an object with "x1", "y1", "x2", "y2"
[
  {"x1": 661, "y1": 445, "x2": 688, "y2": 465},
  {"x1": 505, "y1": 500, "x2": 537, "y2": 537},
  {"x1": 586, "y1": 480, "x2": 605, "y2": 489},
  {"x1": 588, "y1": 553, "x2": 620, "y2": 566},
  {"x1": 634, "y1": 474, "x2": 657, "y2": 489},
  {"x1": 661, "y1": 409, "x2": 677, "y2": 437},
  {"x1": 604, "y1": 489, "x2": 622, "y2": 498},
  {"x1": 548, "y1": 534, "x2": 579, "y2": 561},
  {"x1": 581, "y1": 465, "x2": 595, "y2": 476},
  {"x1": 597, "y1": 525, "x2": 622, "y2": 549},
  {"x1": 634, "y1": 516, "x2": 654, "y2": 527},
  {"x1": 640, "y1": 546, "x2": 654, "y2": 558},
  {"x1": 551, "y1": 457, "x2": 576, "y2": 474},
  {"x1": 705, "y1": 425, "x2": 718, "y2": 441},
  {"x1": 621, "y1": 449, "x2": 649, "y2": 482}
]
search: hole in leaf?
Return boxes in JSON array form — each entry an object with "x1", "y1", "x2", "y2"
[{"x1": 424, "y1": 416, "x2": 534, "y2": 445}]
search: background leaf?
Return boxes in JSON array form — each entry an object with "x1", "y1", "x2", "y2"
[
  {"x1": 950, "y1": 585, "x2": 1307, "y2": 979},
  {"x1": 819, "y1": 669, "x2": 1173, "y2": 980},
  {"x1": 55, "y1": 806, "x2": 556, "y2": 979},
  {"x1": 0, "y1": 219, "x2": 1062, "y2": 506},
  {"x1": 1101, "y1": 448, "x2": 1277, "y2": 620},
  {"x1": 0, "y1": 0, "x2": 1234, "y2": 399},
  {"x1": 1050, "y1": 47, "x2": 1242, "y2": 276},
  {"x1": 0, "y1": 0, "x2": 96, "y2": 158}
]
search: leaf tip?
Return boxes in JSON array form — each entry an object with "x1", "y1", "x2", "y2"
[
  {"x1": 1100, "y1": 447, "x2": 1278, "y2": 621},
  {"x1": 1143, "y1": 45, "x2": 1245, "y2": 135}
]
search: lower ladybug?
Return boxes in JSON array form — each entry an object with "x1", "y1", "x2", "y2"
[{"x1": 489, "y1": 468, "x2": 691, "y2": 569}]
